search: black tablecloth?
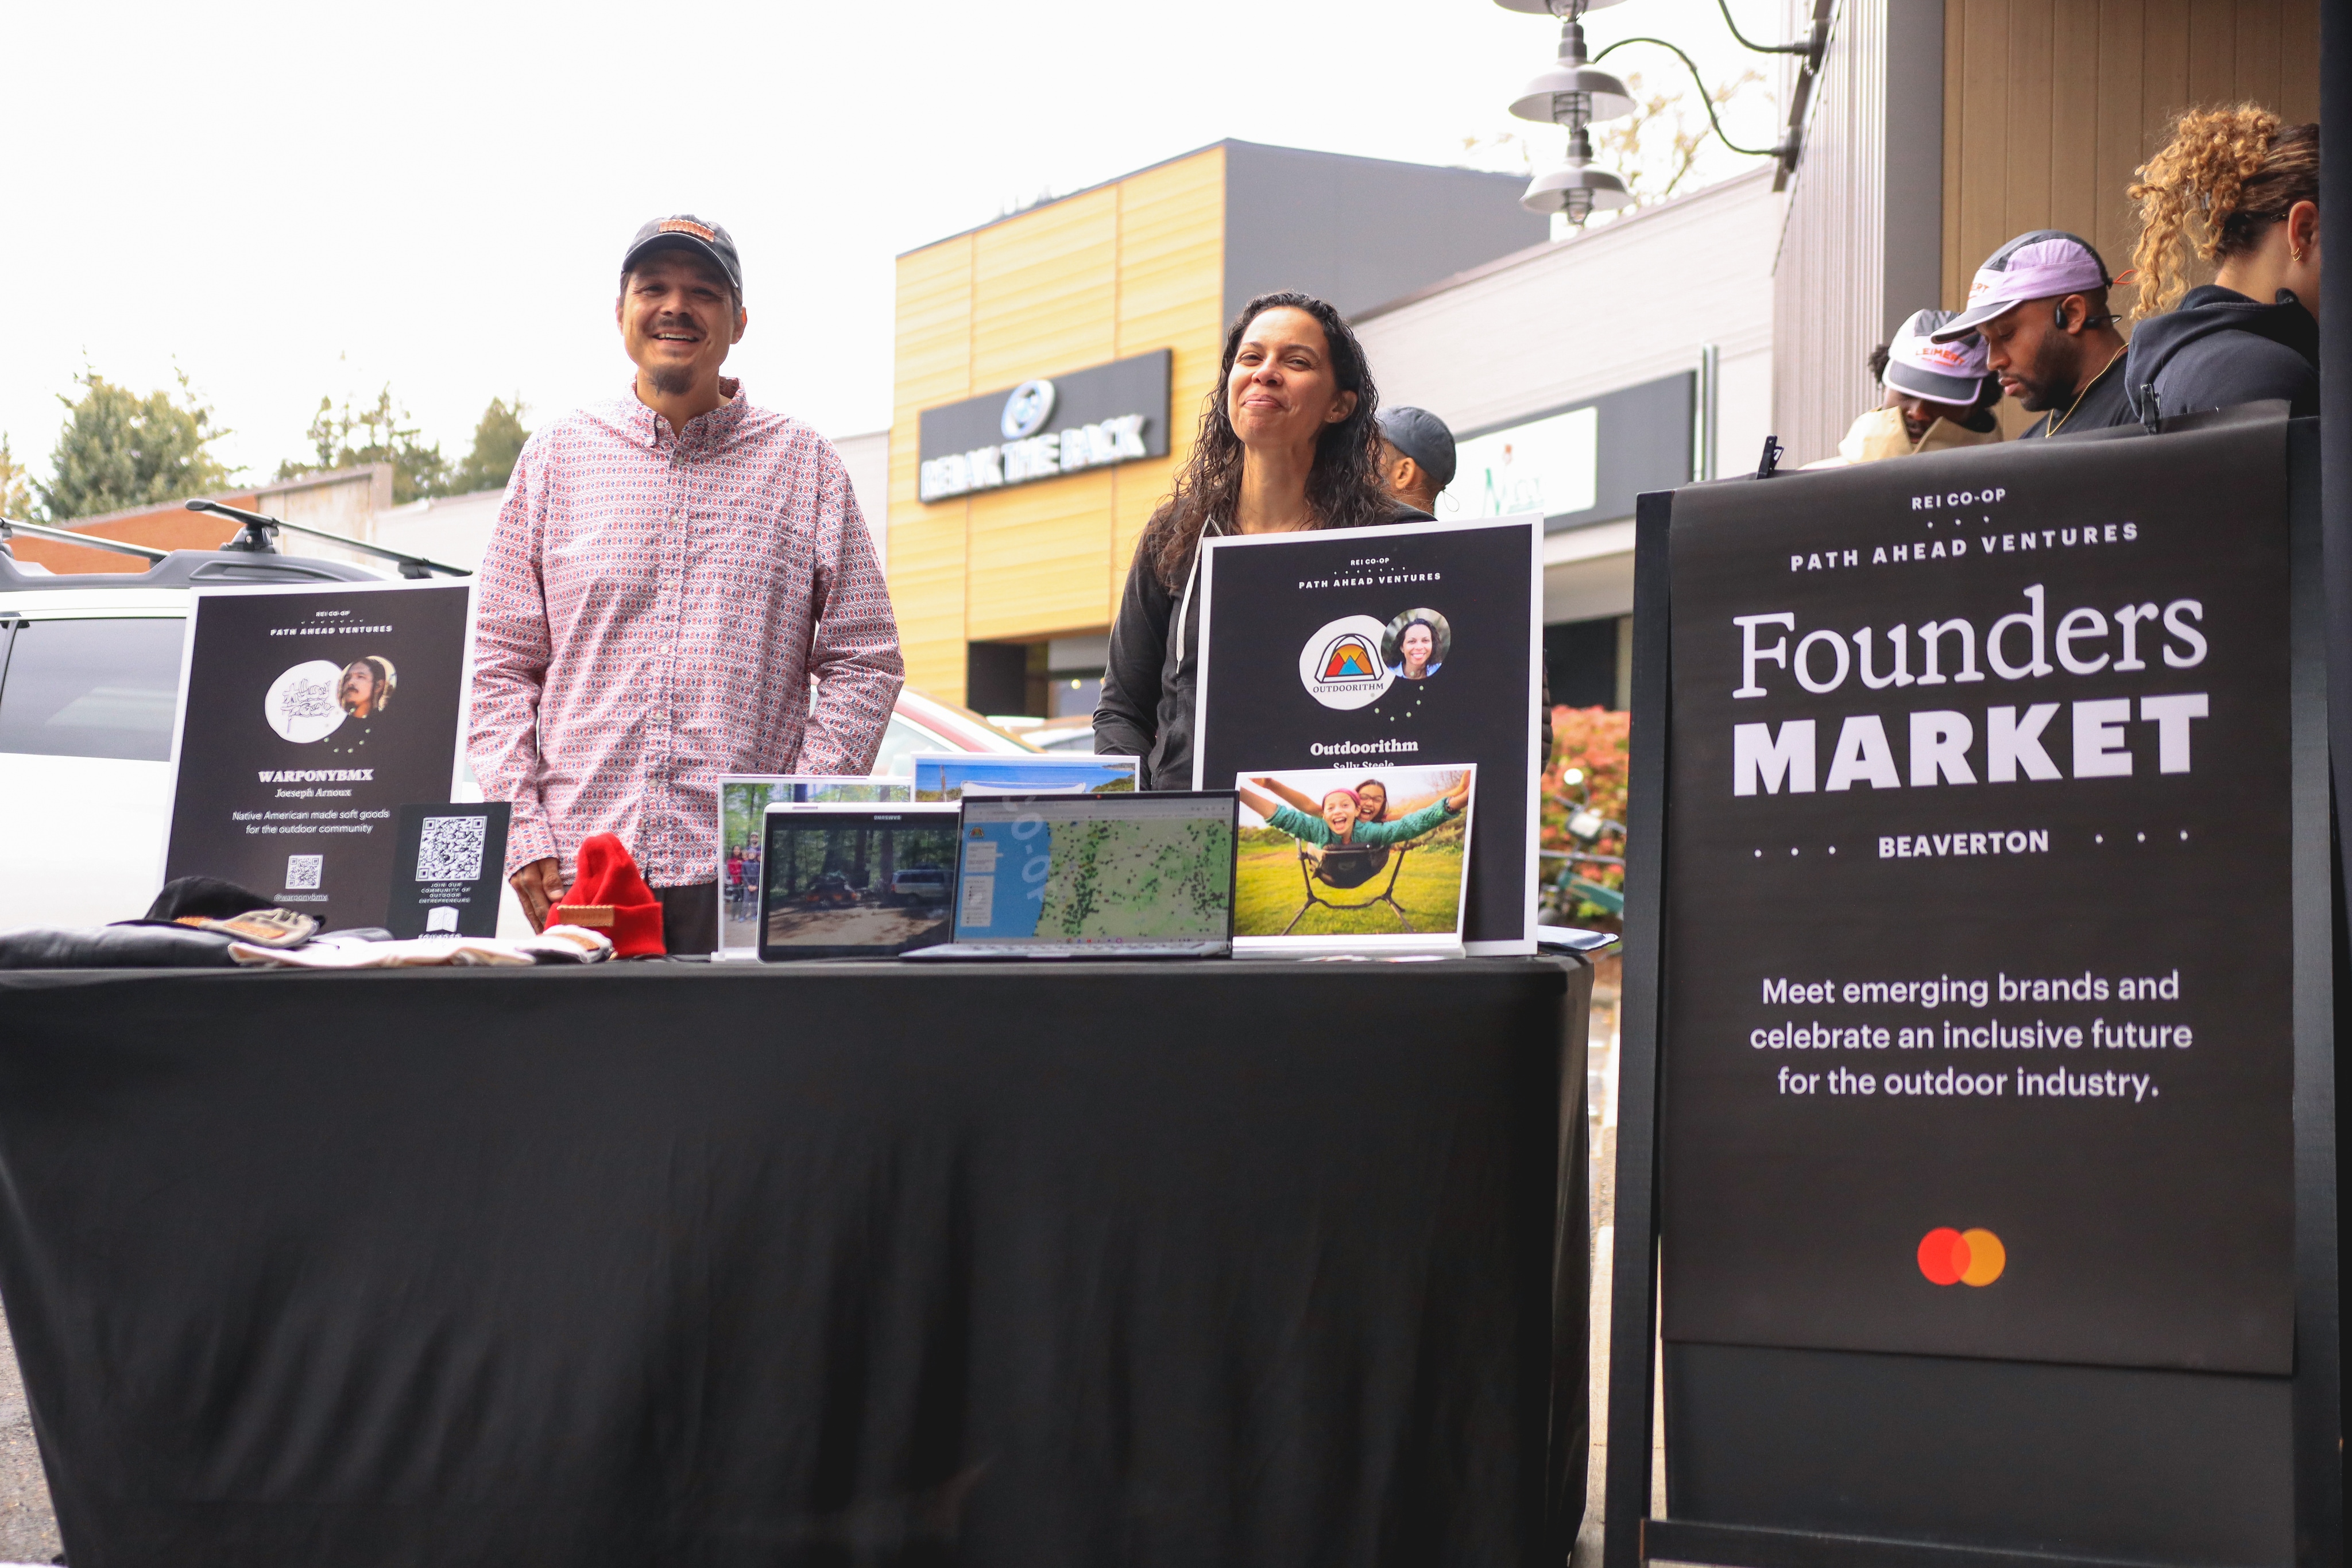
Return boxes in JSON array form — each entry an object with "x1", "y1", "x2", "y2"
[{"x1": 0, "y1": 958, "x2": 1589, "y2": 1567}]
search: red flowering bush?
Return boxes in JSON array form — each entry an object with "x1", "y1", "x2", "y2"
[{"x1": 1540, "y1": 705, "x2": 1630, "y2": 929}]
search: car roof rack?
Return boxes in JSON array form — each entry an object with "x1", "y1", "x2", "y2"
[
  {"x1": 2, "y1": 502, "x2": 469, "y2": 590},
  {"x1": 1, "y1": 525, "x2": 385, "y2": 591}
]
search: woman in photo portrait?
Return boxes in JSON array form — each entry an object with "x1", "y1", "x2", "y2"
[
  {"x1": 1238, "y1": 774, "x2": 1468, "y2": 861},
  {"x1": 1094, "y1": 291, "x2": 1432, "y2": 789},
  {"x1": 1256, "y1": 775, "x2": 1396, "y2": 884},
  {"x1": 1383, "y1": 611, "x2": 1449, "y2": 680},
  {"x1": 1394, "y1": 620, "x2": 1438, "y2": 680},
  {"x1": 1258, "y1": 775, "x2": 1390, "y2": 827}
]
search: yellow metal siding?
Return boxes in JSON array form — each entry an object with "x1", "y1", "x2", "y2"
[
  {"x1": 970, "y1": 189, "x2": 1121, "y2": 388},
  {"x1": 889, "y1": 239, "x2": 974, "y2": 699},
  {"x1": 1111, "y1": 149, "x2": 1227, "y2": 599},
  {"x1": 966, "y1": 470, "x2": 1120, "y2": 642},
  {"x1": 886, "y1": 146, "x2": 1228, "y2": 705}
]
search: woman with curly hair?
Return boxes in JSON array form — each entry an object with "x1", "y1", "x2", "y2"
[
  {"x1": 2122, "y1": 105, "x2": 2320, "y2": 422},
  {"x1": 1094, "y1": 292, "x2": 1427, "y2": 788}
]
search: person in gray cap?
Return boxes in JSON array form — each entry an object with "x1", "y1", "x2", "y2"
[
  {"x1": 470, "y1": 214, "x2": 903, "y2": 954},
  {"x1": 1932, "y1": 230, "x2": 2130, "y2": 438},
  {"x1": 1375, "y1": 406, "x2": 1456, "y2": 517},
  {"x1": 1811, "y1": 308, "x2": 2003, "y2": 466}
]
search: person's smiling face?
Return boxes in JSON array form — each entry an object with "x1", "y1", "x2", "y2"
[
  {"x1": 617, "y1": 248, "x2": 744, "y2": 396},
  {"x1": 1226, "y1": 306, "x2": 1356, "y2": 453},
  {"x1": 1401, "y1": 623, "x2": 1434, "y2": 673},
  {"x1": 1356, "y1": 781, "x2": 1388, "y2": 822},
  {"x1": 1321, "y1": 791, "x2": 1360, "y2": 838}
]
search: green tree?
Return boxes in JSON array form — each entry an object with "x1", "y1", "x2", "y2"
[
  {"x1": 277, "y1": 386, "x2": 451, "y2": 504},
  {"x1": 0, "y1": 436, "x2": 36, "y2": 520},
  {"x1": 446, "y1": 397, "x2": 529, "y2": 495},
  {"x1": 38, "y1": 369, "x2": 235, "y2": 520}
]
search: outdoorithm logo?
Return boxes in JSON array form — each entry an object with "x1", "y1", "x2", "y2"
[
  {"x1": 1297, "y1": 615, "x2": 1396, "y2": 711},
  {"x1": 1917, "y1": 1226, "x2": 2006, "y2": 1287}
]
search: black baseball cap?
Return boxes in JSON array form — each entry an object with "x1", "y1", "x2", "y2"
[
  {"x1": 622, "y1": 215, "x2": 743, "y2": 297},
  {"x1": 1378, "y1": 406, "x2": 1457, "y2": 490}
]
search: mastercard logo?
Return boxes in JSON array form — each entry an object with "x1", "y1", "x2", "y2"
[{"x1": 1918, "y1": 1227, "x2": 2006, "y2": 1287}]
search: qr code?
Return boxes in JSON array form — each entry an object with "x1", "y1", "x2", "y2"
[
  {"x1": 416, "y1": 815, "x2": 488, "y2": 882},
  {"x1": 284, "y1": 854, "x2": 323, "y2": 891}
]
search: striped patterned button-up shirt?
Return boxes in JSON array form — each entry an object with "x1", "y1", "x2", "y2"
[{"x1": 469, "y1": 383, "x2": 903, "y2": 887}]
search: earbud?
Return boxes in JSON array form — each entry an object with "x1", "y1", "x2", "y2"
[{"x1": 2055, "y1": 300, "x2": 2115, "y2": 332}]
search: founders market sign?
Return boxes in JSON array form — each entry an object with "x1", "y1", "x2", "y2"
[
  {"x1": 1600, "y1": 410, "x2": 2331, "y2": 1567},
  {"x1": 918, "y1": 349, "x2": 1171, "y2": 502}
]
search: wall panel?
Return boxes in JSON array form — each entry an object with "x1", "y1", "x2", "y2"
[
  {"x1": 1111, "y1": 148, "x2": 1225, "y2": 605},
  {"x1": 1943, "y1": 1, "x2": 2320, "y2": 321},
  {"x1": 888, "y1": 239, "x2": 976, "y2": 700},
  {"x1": 966, "y1": 470, "x2": 1118, "y2": 644},
  {"x1": 970, "y1": 189, "x2": 1120, "y2": 392},
  {"x1": 1772, "y1": 0, "x2": 1897, "y2": 466}
]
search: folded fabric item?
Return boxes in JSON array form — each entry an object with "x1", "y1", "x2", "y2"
[
  {"x1": 145, "y1": 876, "x2": 275, "y2": 923},
  {"x1": 174, "y1": 908, "x2": 319, "y2": 948},
  {"x1": 0, "y1": 924, "x2": 238, "y2": 970},
  {"x1": 228, "y1": 925, "x2": 614, "y2": 969},
  {"x1": 551, "y1": 834, "x2": 666, "y2": 957}
]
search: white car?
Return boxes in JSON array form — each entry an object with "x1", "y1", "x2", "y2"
[{"x1": 0, "y1": 541, "x2": 1037, "y2": 934}]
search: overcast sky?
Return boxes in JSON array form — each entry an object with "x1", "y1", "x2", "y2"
[{"x1": 3, "y1": 0, "x2": 1781, "y2": 488}]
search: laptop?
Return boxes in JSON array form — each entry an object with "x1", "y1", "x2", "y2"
[
  {"x1": 756, "y1": 803, "x2": 961, "y2": 960},
  {"x1": 903, "y1": 791, "x2": 1239, "y2": 961},
  {"x1": 717, "y1": 776, "x2": 913, "y2": 961}
]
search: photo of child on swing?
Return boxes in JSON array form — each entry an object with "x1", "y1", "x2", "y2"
[{"x1": 1231, "y1": 764, "x2": 1476, "y2": 938}]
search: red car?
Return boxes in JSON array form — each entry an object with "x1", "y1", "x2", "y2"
[{"x1": 872, "y1": 688, "x2": 1043, "y2": 776}]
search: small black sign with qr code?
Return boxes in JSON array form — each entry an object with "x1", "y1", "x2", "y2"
[{"x1": 385, "y1": 803, "x2": 510, "y2": 938}]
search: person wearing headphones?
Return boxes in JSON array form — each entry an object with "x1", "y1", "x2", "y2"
[{"x1": 1931, "y1": 230, "x2": 2130, "y2": 439}]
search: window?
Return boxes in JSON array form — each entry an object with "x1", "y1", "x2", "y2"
[
  {"x1": 0, "y1": 617, "x2": 185, "y2": 761},
  {"x1": 870, "y1": 715, "x2": 944, "y2": 778}
]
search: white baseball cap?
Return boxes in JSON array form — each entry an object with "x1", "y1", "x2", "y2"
[
  {"x1": 1884, "y1": 309, "x2": 1989, "y2": 405},
  {"x1": 1931, "y1": 230, "x2": 2111, "y2": 340}
]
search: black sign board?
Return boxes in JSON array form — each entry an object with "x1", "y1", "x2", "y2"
[
  {"x1": 163, "y1": 582, "x2": 471, "y2": 931},
  {"x1": 1193, "y1": 516, "x2": 1542, "y2": 951},
  {"x1": 384, "y1": 802, "x2": 510, "y2": 938},
  {"x1": 1601, "y1": 411, "x2": 2339, "y2": 1567}
]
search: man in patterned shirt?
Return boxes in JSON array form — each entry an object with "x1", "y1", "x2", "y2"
[{"x1": 470, "y1": 215, "x2": 903, "y2": 953}]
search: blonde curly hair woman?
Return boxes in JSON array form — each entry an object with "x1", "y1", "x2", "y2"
[{"x1": 2122, "y1": 104, "x2": 2320, "y2": 423}]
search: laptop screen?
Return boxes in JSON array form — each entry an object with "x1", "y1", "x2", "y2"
[
  {"x1": 954, "y1": 793, "x2": 1237, "y2": 946},
  {"x1": 759, "y1": 806, "x2": 961, "y2": 958}
]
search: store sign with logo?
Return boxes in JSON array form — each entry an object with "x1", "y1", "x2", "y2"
[
  {"x1": 1435, "y1": 372, "x2": 1694, "y2": 533},
  {"x1": 918, "y1": 349, "x2": 1171, "y2": 503},
  {"x1": 1439, "y1": 405, "x2": 1599, "y2": 522}
]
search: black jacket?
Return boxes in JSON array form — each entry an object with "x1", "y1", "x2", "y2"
[
  {"x1": 1094, "y1": 503, "x2": 1434, "y2": 790},
  {"x1": 2122, "y1": 284, "x2": 2319, "y2": 423}
]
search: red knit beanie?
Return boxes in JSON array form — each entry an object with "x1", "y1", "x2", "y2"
[{"x1": 551, "y1": 834, "x2": 666, "y2": 957}]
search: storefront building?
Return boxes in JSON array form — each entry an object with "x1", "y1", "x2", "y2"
[
  {"x1": 886, "y1": 140, "x2": 1546, "y2": 715},
  {"x1": 1354, "y1": 168, "x2": 1780, "y2": 713}
]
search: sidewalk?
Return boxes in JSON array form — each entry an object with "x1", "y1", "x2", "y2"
[{"x1": 0, "y1": 1313, "x2": 58, "y2": 1564}]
